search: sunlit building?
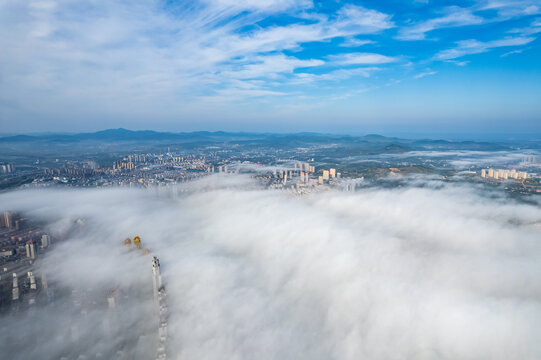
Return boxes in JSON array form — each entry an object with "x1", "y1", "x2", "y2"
[
  {"x1": 25, "y1": 241, "x2": 36, "y2": 259},
  {"x1": 482, "y1": 168, "x2": 527, "y2": 180},
  {"x1": 3, "y1": 211, "x2": 13, "y2": 229},
  {"x1": 134, "y1": 235, "x2": 142, "y2": 249}
]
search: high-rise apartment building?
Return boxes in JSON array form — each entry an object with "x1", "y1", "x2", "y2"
[
  {"x1": 3, "y1": 211, "x2": 13, "y2": 228},
  {"x1": 41, "y1": 234, "x2": 51, "y2": 248},
  {"x1": 322, "y1": 170, "x2": 329, "y2": 181},
  {"x1": 26, "y1": 242, "x2": 36, "y2": 259}
]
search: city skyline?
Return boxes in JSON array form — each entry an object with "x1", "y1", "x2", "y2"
[{"x1": 1, "y1": 0, "x2": 540, "y2": 134}]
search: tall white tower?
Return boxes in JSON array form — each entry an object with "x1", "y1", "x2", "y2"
[
  {"x1": 27, "y1": 271, "x2": 37, "y2": 304},
  {"x1": 41, "y1": 234, "x2": 50, "y2": 248},
  {"x1": 12, "y1": 273, "x2": 19, "y2": 301},
  {"x1": 323, "y1": 170, "x2": 330, "y2": 180},
  {"x1": 28, "y1": 271, "x2": 37, "y2": 290},
  {"x1": 152, "y1": 256, "x2": 162, "y2": 301}
]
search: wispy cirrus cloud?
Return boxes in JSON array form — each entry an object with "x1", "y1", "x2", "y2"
[
  {"x1": 508, "y1": 18, "x2": 541, "y2": 36},
  {"x1": 500, "y1": 48, "x2": 530, "y2": 57},
  {"x1": 334, "y1": 4, "x2": 395, "y2": 34},
  {"x1": 329, "y1": 52, "x2": 399, "y2": 65},
  {"x1": 397, "y1": 6, "x2": 484, "y2": 40},
  {"x1": 434, "y1": 36, "x2": 535, "y2": 60},
  {"x1": 219, "y1": 54, "x2": 324, "y2": 80},
  {"x1": 292, "y1": 67, "x2": 381, "y2": 84},
  {"x1": 397, "y1": 1, "x2": 541, "y2": 41},
  {"x1": 414, "y1": 70, "x2": 437, "y2": 79},
  {"x1": 339, "y1": 37, "x2": 376, "y2": 47},
  {"x1": 201, "y1": 0, "x2": 313, "y2": 13},
  {"x1": 477, "y1": 0, "x2": 540, "y2": 18},
  {"x1": 0, "y1": 1, "x2": 394, "y2": 105}
]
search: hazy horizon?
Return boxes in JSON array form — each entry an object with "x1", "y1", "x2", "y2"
[{"x1": 1, "y1": 127, "x2": 541, "y2": 142}]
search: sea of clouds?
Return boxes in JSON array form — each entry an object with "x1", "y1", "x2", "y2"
[{"x1": 1, "y1": 173, "x2": 541, "y2": 359}]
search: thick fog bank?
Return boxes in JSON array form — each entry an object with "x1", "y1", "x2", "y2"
[{"x1": 1, "y1": 174, "x2": 541, "y2": 359}]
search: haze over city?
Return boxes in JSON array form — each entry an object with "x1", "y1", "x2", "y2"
[{"x1": 1, "y1": 1, "x2": 540, "y2": 360}]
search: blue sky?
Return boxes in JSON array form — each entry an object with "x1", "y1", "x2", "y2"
[{"x1": 0, "y1": 0, "x2": 540, "y2": 136}]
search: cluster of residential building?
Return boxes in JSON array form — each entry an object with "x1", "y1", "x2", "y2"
[
  {"x1": 481, "y1": 168, "x2": 528, "y2": 180},
  {"x1": 318, "y1": 168, "x2": 341, "y2": 184},
  {"x1": 112, "y1": 153, "x2": 209, "y2": 172},
  {"x1": 0, "y1": 212, "x2": 51, "y2": 261},
  {"x1": 0, "y1": 163, "x2": 15, "y2": 174}
]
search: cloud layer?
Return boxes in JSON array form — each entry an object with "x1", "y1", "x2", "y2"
[{"x1": 1, "y1": 174, "x2": 541, "y2": 359}]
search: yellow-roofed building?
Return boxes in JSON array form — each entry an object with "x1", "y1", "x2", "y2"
[{"x1": 134, "y1": 235, "x2": 142, "y2": 249}]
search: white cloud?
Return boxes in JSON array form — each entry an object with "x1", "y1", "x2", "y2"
[
  {"x1": 335, "y1": 4, "x2": 395, "y2": 34},
  {"x1": 477, "y1": 0, "x2": 541, "y2": 18},
  {"x1": 0, "y1": 0, "x2": 397, "y2": 119},
  {"x1": 1, "y1": 175, "x2": 541, "y2": 358},
  {"x1": 445, "y1": 59, "x2": 470, "y2": 66},
  {"x1": 339, "y1": 37, "x2": 376, "y2": 47},
  {"x1": 508, "y1": 18, "x2": 541, "y2": 36},
  {"x1": 364, "y1": 149, "x2": 541, "y2": 169},
  {"x1": 434, "y1": 36, "x2": 535, "y2": 60},
  {"x1": 414, "y1": 70, "x2": 437, "y2": 79},
  {"x1": 293, "y1": 67, "x2": 381, "y2": 83},
  {"x1": 397, "y1": 1, "x2": 541, "y2": 41},
  {"x1": 329, "y1": 52, "x2": 398, "y2": 65},
  {"x1": 202, "y1": 0, "x2": 313, "y2": 13},
  {"x1": 220, "y1": 54, "x2": 324, "y2": 80},
  {"x1": 397, "y1": 6, "x2": 484, "y2": 40},
  {"x1": 215, "y1": 87, "x2": 287, "y2": 98},
  {"x1": 500, "y1": 48, "x2": 528, "y2": 57}
]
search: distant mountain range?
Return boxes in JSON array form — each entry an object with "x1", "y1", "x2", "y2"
[
  {"x1": 0, "y1": 128, "x2": 501, "y2": 143},
  {"x1": 0, "y1": 128, "x2": 234, "y2": 142},
  {"x1": 0, "y1": 128, "x2": 527, "y2": 154}
]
